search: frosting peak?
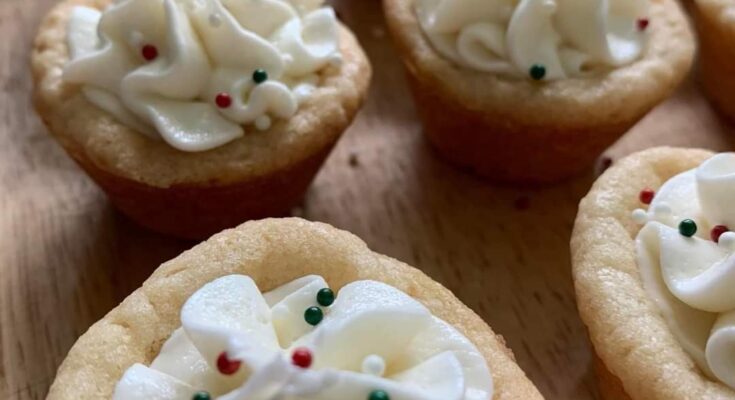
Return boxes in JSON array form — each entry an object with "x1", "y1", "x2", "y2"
[
  {"x1": 416, "y1": 0, "x2": 649, "y2": 80},
  {"x1": 113, "y1": 275, "x2": 494, "y2": 399},
  {"x1": 64, "y1": 0, "x2": 341, "y2": 152},
  {"x1": 697, "y1": 154, "x2": 735, "y2": 229},
  {"x1": 635, "y1": 153, "x2": 735, "y2": 389}
]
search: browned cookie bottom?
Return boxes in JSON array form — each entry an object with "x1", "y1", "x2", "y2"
[
  {"x1": 69, "y1": 143, "x2": 335, "y2": 239},
  {"x1": 405, "y1": 72, "x2": 641, "y2": 184}
]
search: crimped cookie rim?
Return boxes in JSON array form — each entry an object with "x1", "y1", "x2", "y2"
[
  {"x1": 571, "y1": 147, "x2": 735, "y2": 399},
  {"x1": 383, "y1": 0, "x2": 695, "y2": 128},
  {"x1": 47, "y1": 218, "x2": 543, "y2": 400},
  {"x1": 31, "y1": 0, "x2": 371, "y2": 187}
]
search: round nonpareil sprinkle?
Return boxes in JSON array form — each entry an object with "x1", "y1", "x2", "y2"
[
  {"x1": 304, "y1": 306, "x2": 324, "y2": 326},
  {"x1": 529, "y1": 64, "x2": 546, "y2": 81},
  {"x1": 317, "y1": 288, "x2": 335, "y2": 307},
  {"x1": 141, "y1": 44, "x2": 158, "y2": 61},
  {"x1": 291, "y1": 347, "x2": 313, "y2": 369},
  {"x1": 639, "y1": 188, "x2": 655, "y2": 205},
  {"x1": 679, "y1": 219, "x2": 697, "y2": 237},
  {"x1": 253, "y1": 69, "x2": 269, "y2": 84},
  {"x1": 711, "y1": 225, "x2": 730, "y2": 243},
  {"x1": 368, "y1": 389, "x2": 390, "y2": 400},
  {"x1": 192, "y1": 391, "x2": 211, "y2": 400},
  {"x1": 216, "y1": 93, "x2": 232, "y2": 108},
  {"x1": 216, "y1": 352, "x2": 241, "y2": 375}
]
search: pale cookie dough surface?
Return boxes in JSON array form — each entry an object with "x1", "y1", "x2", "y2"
[
  {"x1": 32, "y1": 0, "x2": 371, "y2": 188},
  {"x1": 572, "y1": 147, "x2": 735, "y2": 399},
  {"x1": 383, "y1": 0, "x2": 694, "y2": 130},
  {"x1": 48, "y1": 218, "x2": 542, "y2": 400}
]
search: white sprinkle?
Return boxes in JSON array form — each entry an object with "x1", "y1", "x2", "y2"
[
  {"x1": 719, "y1": 232, "x2": 735, "y2": 251},
  {"x1": 632, "y1": 209, "x2": 649, "y2": 224},
  {"x1": 255, "y1": 115, "x2": 272, "y2": 131},
  {"x1": 361, "y1": 355, "x2": 386, "y2": 377}
]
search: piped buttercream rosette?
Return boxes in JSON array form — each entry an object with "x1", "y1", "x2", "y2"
[
  {"x1": 634, "y1": 153, "x2": 735, "y2": 389},
  {"x1": 113, "y1": 275, "x2": 494, "y2": 400},
  {"x1": 415, "y1": 0, "x2": 649, "y2": 80},
  {"x1": 64, "y1": 0, "x2": 341, "y2": 152}
]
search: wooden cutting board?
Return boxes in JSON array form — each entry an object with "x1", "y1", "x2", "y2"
[{"x1": 1, "y1": 0, "x2": 733, "y2": 399}]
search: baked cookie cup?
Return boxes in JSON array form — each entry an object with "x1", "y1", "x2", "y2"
[
  {"x1": 383, "y1": 0, "x2": 694, "y2": 184},
  {"x1": 694, "y1": 0, "x2": 735, "y2": 121},
  {"x1": 47, "y1": 218, "x2": 542, "y2": 400},
  {"x1": 32, "y1": 0, "x2": 371, "y2": 239},
  {"x1": 572, "y1": 147, "x2": 735, "y2": 399}
]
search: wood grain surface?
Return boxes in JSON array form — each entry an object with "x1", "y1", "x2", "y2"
[{"x1": 1, "y1": 0, "x2": 734, "y2": 399}]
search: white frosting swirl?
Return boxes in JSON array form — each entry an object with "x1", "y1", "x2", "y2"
[
  {"x1": 64, "y1": 0, "x2": 341, "y2": 152},
  {"x1": 113, "y1": 275, "x2": 494, "y2": 399},
  {"x1": 635, "y1": 153, "x2": 735, "y2": 389},
  {"x1": 415, "y1": 0, "x2": 649, "y2": 79}
]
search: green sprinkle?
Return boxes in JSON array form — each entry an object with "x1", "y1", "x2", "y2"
[
  {"x1": 192, "y1": 391, "x2": 211, "y2": 400},
  {"x1": 304, "y1": 306, "x2": 324, "y2": 326},
  {"x1": 529, "y1": 64, "x2": 546, "y2": 81},
  {"x1": 253, "y1": 69, "x2": 268, "y2": 84},
  {"x1": 317, "y1": 288, "x2": 335, "y2": 307},
  {"x1": 368, "y1": 390, "x2": 390, "y2": 400},
  {"x1": 679, "y1": 219, "x2": 698, "y2": 237}
]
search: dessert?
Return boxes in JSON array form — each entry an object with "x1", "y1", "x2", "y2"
[
  {"x1": 572, "y1": 147, "x2": 735, "y2": 399},
  {"x1": 383, "y1": 0, "x2": 694, "y2": 183},
  {"x1": 32, "y1": 0, "x2": 371, "y2": 238},
  {"x1": 693, "y1": 0, "x2": 735, "y2": 121},
  {"x1": 46, "y1": 218, "x2": 542, "y2": 399}
]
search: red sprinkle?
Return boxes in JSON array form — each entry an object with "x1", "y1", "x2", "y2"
[
  {"x1": 711, "y1": 225, "x2": 730, "y2": 243},
  {"x1": 215, "y1": 93, "x2": 232, "y2": 108},
  {"x1": 291, "y1": 347, "x2": 313, "y2": 369},
  {"x1": 639, "y1": 188, "x2": 655, "y2": 205},
  {"x1": 141, "y1": 44, "x2": 158, "y2": 61},
  {"x1": 637, "y1": 18, "x2": 650, "y2": 31},
  {"x1": 216, "y1": 352, "x2": 241, "y2": 375}
]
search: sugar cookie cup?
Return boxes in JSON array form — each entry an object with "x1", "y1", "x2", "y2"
[
  {"x1": 32, "y1": 0, "x2": 371, "y2": 239},
  {"x1": 383, "y1": 0, "x2": 694, "y2": 184},
  {"x1": 572, "y1": 147, "x2": 735, "y2": 399},
  {"x1": 47, "y1": 218, "x2": 542, "y2": 399},
  {"x1": 694, "y1": 0, "x2": 735, "y2": 121}
]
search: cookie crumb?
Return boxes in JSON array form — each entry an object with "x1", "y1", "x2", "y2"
[
  {"x1": 348, "y1": 152, "x2": 359, "y2": 167},
  {"x1": 597, "y1": 156, "x2": 614, "y2": 175}
]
